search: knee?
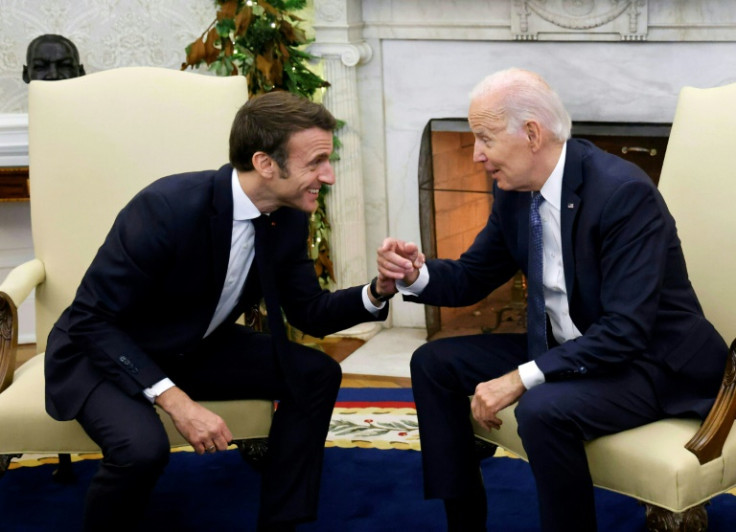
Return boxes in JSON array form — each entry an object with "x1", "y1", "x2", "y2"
[
  {"x1": 106, "y1": 430, "x2": 170, "y2": 474},
  {"x1": 410, "y1": 340, "x2": 454, "y2": 385},
  {"x1": 320, "y1": 353, "x2": 342, "y2": 391},
  {"x1": 514, "y1": 387, "x2": 571, "y2": 441},
  {"x1": 296, "y1": 344, "x2": 342, "y2": 392},
  {"x1": 410, "y1": 342, "x2": 439, "y2": 377}
]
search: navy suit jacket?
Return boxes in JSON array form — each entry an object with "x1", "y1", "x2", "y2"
[
  {"x1": 45, "y1": 164, "x2": 387, "y2": 420},
  {"x1": 407, "y1": 139, "x2": 726, "y2": 417}
]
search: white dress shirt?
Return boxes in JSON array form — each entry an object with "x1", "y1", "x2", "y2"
[{"x1": 399, "y1": 143, "x2": 581, "y2": 391}]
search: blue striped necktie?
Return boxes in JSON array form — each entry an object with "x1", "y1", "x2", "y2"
[{"x1": 527, "y1": 192, "x2": 547, "y2": 359}]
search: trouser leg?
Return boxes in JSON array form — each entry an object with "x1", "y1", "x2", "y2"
[
  {"x1": 257, "y1": 343, "x2": 342, "y2": 527},
  {"x1": 515, "y1": 367, "x2": 663, "y2": 532},
  {"x1": 410, "y1": 334, "x2": 526, "y2": 499},
  {"x1": 76, "y1": 380, "x2": 170, "y2": 532},
  {"x1": 167, "y1": 326, "x2": 342, "y2": 527},
  {"x1": 410, "y1": 334, "x2": 526, "y2": 530}
]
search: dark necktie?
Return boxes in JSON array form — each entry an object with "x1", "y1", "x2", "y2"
[
  {"x1": 527, "y1": 192, "x2": 547, "y2": 359},
  {"x1": 252, "y1": 215, "x2": 298, "y2": 396}
]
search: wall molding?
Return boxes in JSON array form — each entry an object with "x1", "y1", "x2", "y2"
[{"x1": 360, "y1": 0, "x2": 736, "y2": 42}]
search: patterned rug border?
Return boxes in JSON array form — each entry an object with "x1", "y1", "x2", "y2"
[{"x1": 327, "y1": 406, "x2": 420, "y2": 451}]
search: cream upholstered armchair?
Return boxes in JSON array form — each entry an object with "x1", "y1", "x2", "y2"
[
  {"x1": 473, "y1": 82, "x2": 736, "y2": 531},
  {"x1": 0, "y1": 67, "x2": 273, "y2": 479}
]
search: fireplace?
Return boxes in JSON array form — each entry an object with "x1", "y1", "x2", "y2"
[{"x1": 417, "y1": 118, "x2": 670, "y2": 339}]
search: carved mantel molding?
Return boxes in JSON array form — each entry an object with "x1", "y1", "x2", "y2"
[
  {"x1": 358, "y1": 0, "x2": 736, "y2": 42},
  {"x1": 513, "y1": 0, "x2": 648, "y2": 41},
  {"x1": 309, "y1": 41, "x2": 372, "y2": 68}
]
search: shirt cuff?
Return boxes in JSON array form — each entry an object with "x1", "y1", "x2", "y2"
[
  {"x1": 518, "y1": 361, "x2": 545, "y2": 390},
  {"x1": 396, "y1": 264, "x2": 429, "y2": 296},
  {"x1": 362, "y1": 284, "x2": 385, "y2": 316},
  {"x1": 143, "y1": 378, "x2": 176, "y2": 403}
]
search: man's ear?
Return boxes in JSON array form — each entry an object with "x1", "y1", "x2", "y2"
[
  {"x1": 252, "y1": 151, "x2": 276, "y2": 178},
  {"x1": 526, "y1": 121, "x2": 543, "y2": 151},
  {"x1": 22, "y1": 65, "x2": 30, "y2": 84}
]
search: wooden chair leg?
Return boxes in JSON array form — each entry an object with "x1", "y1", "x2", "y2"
[
  {"x1": 643, "y1": 502, "x2": 708, "y2": 532},
  {"x1": 52, "y1": 453, "x2": 76, "y2": 484},
  {"x1": 234, "y1": 438, "x2": 269, "y2": 472}
]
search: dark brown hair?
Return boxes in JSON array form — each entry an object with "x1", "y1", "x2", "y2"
[{"x1": 229, "y1": 91, "x2": 337, "y2": 172}]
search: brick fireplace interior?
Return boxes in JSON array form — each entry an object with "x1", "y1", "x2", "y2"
[{"x1": 419, "y1": 120, "x2": 522, "y2": 340}]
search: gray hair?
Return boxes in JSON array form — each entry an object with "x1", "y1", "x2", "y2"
[{"x1": 470, "y1": 68, "x2": 571, "y2": 142}]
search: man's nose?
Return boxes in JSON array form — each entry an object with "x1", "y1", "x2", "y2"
[
  {"x1": 473, "y1": 141, "x2": 486, "y2": 162},
  {"x1": 44, "y1": 64, "x2": 60, "y2": 80},
  {"x1": 320, "y1": 163, "x2": 336, "y2": 185}
]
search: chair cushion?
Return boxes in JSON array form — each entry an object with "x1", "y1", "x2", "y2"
[
  {"x1": 0, "y1": 354, "x2": 273, "y2": 454},
  {"x1": 472, "y1": 403, "x2": 736, "y2": 513}
]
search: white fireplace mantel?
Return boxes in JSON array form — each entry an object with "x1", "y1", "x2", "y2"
[{"x1": 310, "y1": 0, "x2": 736, "y2": 329}]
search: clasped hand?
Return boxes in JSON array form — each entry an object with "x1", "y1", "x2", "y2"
[{"x1": 376, "y1": 237, "x2": 425, "y2": 291}]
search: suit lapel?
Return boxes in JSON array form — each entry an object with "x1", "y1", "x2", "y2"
[
  {"x1": 560, "y1": 140, "x2": 583, "y2": 302},
  {"x1": 209, "y1": 165, "x2": 235, "y2": 309}
]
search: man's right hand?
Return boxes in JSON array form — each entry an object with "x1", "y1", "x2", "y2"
[
  {"x1": 155, "y1": 386, "x2": 233, "y2": 455},
  {"x1": 377, "y1": 237, "x2": 425, "y2": 286}
]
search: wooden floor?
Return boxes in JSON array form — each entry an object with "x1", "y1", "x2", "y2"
[{"x1": 13, "y1": 339, "x2": 411, "y2": 389}]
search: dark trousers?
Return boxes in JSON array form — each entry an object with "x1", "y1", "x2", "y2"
[
  {"x1": 76, "y1": 324, "x2": 341, "y2": 531},
  {"x1": 410, "y1": 333, "x2": 666, "y2": 532}
]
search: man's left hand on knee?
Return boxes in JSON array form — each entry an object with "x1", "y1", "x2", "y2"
[{"x1": 471, "y1": 370, "x2": 525, "y2": 431}]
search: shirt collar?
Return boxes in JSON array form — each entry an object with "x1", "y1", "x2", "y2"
[
  {"x1": 539, "y1": 142, "x2": 567, "y2": 211},
  {"x1": 231, "y1": 168, "x2": 261, "y2": 221}
]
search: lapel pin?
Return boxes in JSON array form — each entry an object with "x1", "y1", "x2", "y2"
[{"x1": 567, "y1": 202, "x2": 575, "y2": 209}]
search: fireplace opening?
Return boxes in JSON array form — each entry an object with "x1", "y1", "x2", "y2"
[{"x1": 418, "y1": 119, "x2": 670, "y2": 340}]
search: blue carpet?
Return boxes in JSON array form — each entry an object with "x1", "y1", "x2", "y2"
[
  {"x1": 336, "y1": 387, "x2": 415, "y2": 404},
  {"x1": 1, "y1": 388, "x2": 735, "y2": 530}
]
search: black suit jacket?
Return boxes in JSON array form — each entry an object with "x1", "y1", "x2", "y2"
[
  {"x1": 45, "y1": 164, "x2": 387, "y2": 420},
  {"x1": 407, "y1": 139, "x2": 727, "y2": 416}
]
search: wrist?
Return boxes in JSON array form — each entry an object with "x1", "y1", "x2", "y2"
[
  {"x1": 143, "y1": 377, "x2": 176, "y2": 404},
  {"x1": 154, "y1": 386, "x2": 186, "y2": 412},
  {"x1": 404, "y1": 269, "x2": 420, "y2": 286},
  {"x1": 369, "y1": 276, "x2": 394, "y2": 302}
]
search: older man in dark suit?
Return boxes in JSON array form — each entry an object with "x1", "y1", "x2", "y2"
[
  {"x1": 45, "y1": 91, "x2": 393, "y2": 532},
  {"x1": 377, "y1": 68, "x2": 727, "y2": 531}
]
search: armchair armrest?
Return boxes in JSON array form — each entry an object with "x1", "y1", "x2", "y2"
[
  {"x1": 0, "y1": 259, "x2": 45, "y2": 392},
  {"x1": 685, "y1": 338, "x2": 736, "y2": 464}
]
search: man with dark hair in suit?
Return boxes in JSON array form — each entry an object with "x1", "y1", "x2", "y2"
[
  {"x1": 23, "y1": 34, "x2": 85, "y2": 82},
  {"x1": 45, "y1": 91, "x2": 394, "y2": 532},
  {"x1": 377, "y1": 68, "x2": 728, "y2": 531}
]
